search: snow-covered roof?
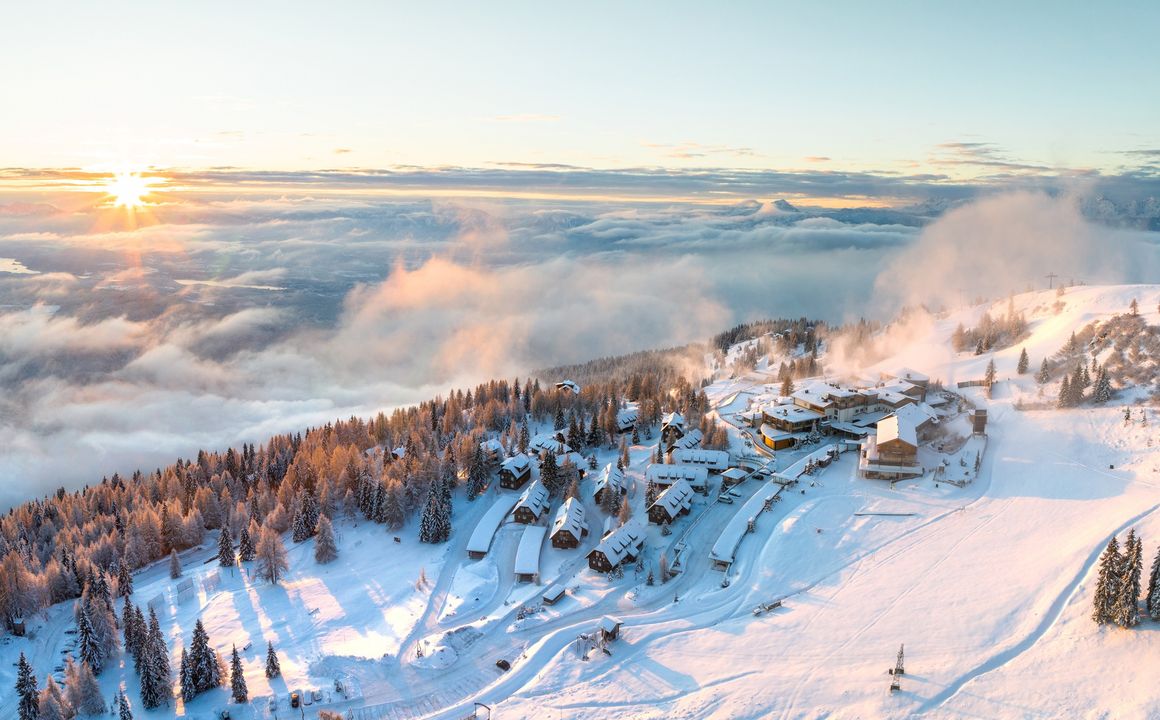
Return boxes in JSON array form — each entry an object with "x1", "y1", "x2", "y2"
[
  {"x1": 467, "y1": 495, "x2": 520, "y2": 555},
  {"x1": 556, "y1": 451, "x2": 585, "y2": 469},
  {"x1": 514, "y1": 479, "x2": 550, "y2": 518},
  {"x1": 710, "y1": 482, "x2": 781, "y2": 565},
  {"x1": 648, "y1": 478, "x2": 694, "y2": 519},
  {"x1": 515, "y1": 525, "x2": 547, "y2": 575},
  {"x1": 556, "y1": 380, "x2": 581, "y2": 394},
  {"x1": 760, "y1": 423, "x2": 794, "y2": 442},
  {"x1": 617, "y1": 406, "x2": 639, "y2": 428},
  {"x1": 792, "y1": 384, "x2": 834, "y2": 408},
  {"x1": 501, "y1": 453, "x2": 531, "y2": 476},
  {"x1": 551, "y1": 497, "x2": 588, "y2": 539},
  {"x1": 480, "y1": 438, "x2": 505, "y2": 454},
  {"x1": 530, "y1": 432, "x2": 571, "y2": 454},
  {"x1": 599, "y1": 615, "x2": 622, "y2": 632},
  {"x1": 765, "y1": 405, "x2": 825, "y2": 423},
  {"x1": 542, "y1": 584, "x2": 566, "y2": 603},
  {"x1": 592, "y1": 463, "x2": 627, "y2": 499},
  {"x1": 721, "y1": 467, "x2": 749, "y2": 482},
  {"x1": 646, "y1": 463, "x2": 708, "y2": 488},
  {"x1": 893, "y1": 402, "x2": 937, "y2": 430},
  {"x1": 589, "y1": 519, "x2": 645, "y2": 566},
  {"x1": 670, "y1": 448, "x2": 730, "y2": 471},
  {"x1": 670, "y1": 428, "x2": 704, "y2": 451},
  {"x1": 391, "y1": 446, "x2": 406, "y2": 458},
  {"x1": 662, "y1": 411, "x2": 685, "y2": 429},
  {"x1": 891, "y1": 367, "x2": 930, "y2": 384},
  {"x1": 876, "y1": 414, "x2": 917, "y2": 448}
]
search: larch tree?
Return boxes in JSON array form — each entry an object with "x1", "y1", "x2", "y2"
[
  {"x1": 168, "y1": 550, "x2": 182, "y2": 579},
  {"x1": 617, "y1": 495, "x2": 633, "y2": 524},
  {"x1": 255, "y1": 528, "x2": 289, "y2": 585},
  {"x1": 68, "y1": 661, "x2": 104, "y2": 716},
  {"x1": 37, "y1": 676, "x2": 70, "y2": 720},
  {"x1": 314, "y1": 515, "x2": 338, "y2": 564}
]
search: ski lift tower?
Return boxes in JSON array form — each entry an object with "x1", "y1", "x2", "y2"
[{"x1": 888, "y1": 644, "x2": 905, "y2": 692}]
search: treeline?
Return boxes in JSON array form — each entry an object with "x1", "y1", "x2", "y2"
[
  {"x1": 1092, "y1": 528, "x2": 1160, "y2": 628},
  {"x1": 952, "y1": 298, "x2": 1028, "y2": 354},
  {"x1": 712, "y1": 318, "x2": 822, "y2": 354}
]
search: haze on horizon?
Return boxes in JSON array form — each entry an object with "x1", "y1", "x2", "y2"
[{"x1": 2, "y1": 1, "x2": 1160, "y2": 507}]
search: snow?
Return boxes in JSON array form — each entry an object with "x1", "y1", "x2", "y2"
[
  {"x1": 10, "y1": 284, "x2": 1160, "y2": 720},
  {"x1": 514, "y1": 526, "x2": 547, "y2": 578},
  {"x1": 466, "y1": 494, "x2": 519, "y2": 556}
]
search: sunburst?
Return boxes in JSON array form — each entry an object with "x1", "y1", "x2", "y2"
[{"x1": 105, "y1": 171, "x2": 156, "y2": 208}]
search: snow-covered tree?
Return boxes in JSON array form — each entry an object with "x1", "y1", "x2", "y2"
[
  {"x1": 117, "y1": 558, "x2": 133, "y2": 598},
  {"x1": 1092, "y1": 536, "x2": 1123, "y2": 625},
  {"x1": 1147, "y1": 543, "x2": 1160, "y2": 621},
  {"x1": 37, "y1": 676, "x2": 70, "y2": 720},
  {"x1": 1016, "y1": 347, "x2": 1029, "y2": 374},
  {"x1": 1117, "y1": 529, "x2": 1143, "y2": 627},
  {"x1": 1035, "y1": 358, "x2": 1050, "y2": 385},
  {"x1": 255, "y1": 528, "x2": 289, "y2": 584},
  {"x1": 466, "y1": 445, "x2": 488, "y2": 501},
  {"x1": 314, "y1": 515, "x2": 338, "y2": 564},
  {"x1": 239, "y1": 521, "x2": 257, "y2": 562},
  {"x1": 1093, "y1": 367, "x2": 1113, "y2": 404},
  {"x1": 1057, "y1": 375, "x2": 1072, "y2": 409},
  {"x1": 229, "y1": 645, "x2": 247, "y2": 703},
  {"x1": 617, "y1": 495, "x2": 632, "y2": 524},
  {"x1": 66, "y1": 661, "x2": 104, "y2": 716},
  {"x1": 117, "y1": 691, "x2": 133, "y2": 720},
  {"x1": 540, "y1": 452, "x2": 561, "y2": 497},
  {"x1": 179, "y1": 647, "x2": 195, "y2": 703},
  {"x1": 984, "y1": 358, "x2": 996, "y2": 389},
  {"x1": 188, "y1": 618, "x2": 220, "y2": 694},
  {"x1": 264, "y1": 641, "x2": 281, "y2": 679},
  {"x1": 168, "y1": 550, "x2": 181, "y2": 579},
  {"x1": 139, "y1": 607, "x2": 170, "y2": 709},
  {"x1": 16, "y1": 652, "x2": 38, "y2": 720},
  {"x1": 419, "y1": 486, "x2": 450, "y2": 544},
  {"x1": 217, "y1": 528, "x2": 235, "y2": 568},
  {"x1": 76, "y1": 605, "x2": 103, "y2": 675}
]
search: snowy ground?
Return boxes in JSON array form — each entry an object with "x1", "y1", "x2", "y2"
[{"x1": 6, "y1": 284, "x2": 1160, "y2": 719}]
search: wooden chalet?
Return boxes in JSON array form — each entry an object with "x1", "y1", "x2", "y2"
[
  {"x1": 592, "y1": 464, "x2": 627, "y2": 507},
  {"x1": 512, "y1": 479, "x2": 550, "y2": 524},
  {"x1": 616, "y1": 405, "x2": 639, "y2": 434},
  {"x1": 599, "y1": 616, "x2": 622, "y2": 642},
  {"x1": 587, "y1": 519, "x2": 645, "y2": 573},
  {"x1": 645, "y1": 463, "x2": 709, "y2": 493},
  {"x1": 499, "y1": 453, "x2": 532, "y2": 490},
  {"x1": 670, "y1": 447, "x2": 730, "y2": 473},
  {"x1": 555, "y1": 380, "x2": 581, "y2": 395},
  {"x1": 647, "y1": 478, "x2": 694, "y2": 525},
  {"x1": 479, "y1": 438, "x2": 506, "y2": 466},
  {"x1": 550, "y1": 497, "x2": 589, "y2": 548},
  {"x1": 661, "y1": 412, "x2": 686, "y2": 447}
]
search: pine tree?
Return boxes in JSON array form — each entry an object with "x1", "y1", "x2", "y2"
[
  {"x1": 168, "y1": 550, "x2": 182, "y2": 579},
  {"x1": 1017, "y1": 347, "x2": 1029, "y2": 374},
  {"x1": 117, "y1": 691, "x2": 133, "y2": 720},
  {"x1": 255, "y1": 528, "x2": 289, "y2": 584},
  {"x1": 1092, "y1": 536, "x2": 1122, "y2": 625},
  {"x1": 314, "y1": 515, "x2": 338, "y2": 564},
  {"x1": 264, "y1": 641, "x2": 281, "y2": 679},
  {"x1": 217, "y1": 528, "x2": 235, "y2": 568},
  {"x1": 229, "y1": 645, "x2": 248, "y2": 703},
  {"x1": 1034, "y1": 358, "x2": 1049, "y2": 385},
  {"x1": 1117, "y1": 530, "x2": 1143, "y2": 627},
  {"x1": 1147, "y1": 543, "x2": 1160, "y2": 620},
  {"x1": 16, "y1": 652, "x2": 38, "y2": 720}
]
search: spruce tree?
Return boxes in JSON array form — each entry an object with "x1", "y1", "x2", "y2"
[
  {"x1": 179, "y1": 647, "x2": 195, "y2": 703},
  {"x1": 541, "y1": 452, "x2": 562, "y2": 497},
  {"x1": 230, "y1": 645, "x2": 248, "y2": 703},
  {"x1": 217, "y1": 528, "x2": 235, "y2": 568},
  {"x1": 1057, "y1": 375, "x2": 1072, "y2": 409},
  {"x1": 1035, "y1": 358, "x2": 1050, "y2": 385},
  {"x1": 265, "y1": 641, "x2": 281, "y2": 679},
  {"x1": 122, "y1": 596, "x2": 138, "y2": 659},
  {"x1": 419, "y1": 488, "x2": 442, "y2": 544},
  {"x1": 1117, "y1": 530, "x2": 1143, "y2": 627},
  {"x1": 314, "y1": 515, "x2": 338, "y2": 564},
  {"x1": 16, "y1": 652, "x2": 38, "y2": 720},
  {"x1": 117, "y1": 557, "x2": 133, "y2": 598},
  {"x1": 169, "y1": 549, "x2": 182, "y2": 579},
  {"x1": 117, "y1": 691, "x2": 133, "y2": 720},
  {"x1": 1147, "y1": 543, "x2": 1160, "y2": 620},
  {"x1": 139, "y1": 607, "x2": 170, "y2": 709},
  {"x1": 1092, "y1": 536, "x2": 1123, "y2": 625},
  {"x1": 1094, "y1": 367, "x2": 1112, "y2": 404},
  {"x1": 466, "y1": 445, "x2": 488, "y2": 501},
  {"x1": 76, "y1": 604, "x2": 102, "y2": 674},
  {"x1": 189, "y1": 618, "x2": 220, "y2": 693},
  {"x1": 1017, "y1": 347, "x2": 1029, "y2": 374}
]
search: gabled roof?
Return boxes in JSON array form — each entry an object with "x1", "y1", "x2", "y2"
[
  {"x1": 515, "y1": 525, "x2": 547, "y2": 575},
  {"x1": 592, "y1": 463, "x2": 627, "y2": 499},
  {"x1": 589, "y1": 519, "x2": 645, "y2": 565},
  {"x1": 662, "y1": 411, "x2": 685, "y2": 429},
  {"x1": 551, "y1": 497, "x2": 588, "y2": 539},
  {"x1": 530, "y1": 432, "x2": 571, "y2": 454},
  {"x1": 617, "y1": 406, "x2": 639, "y2": 427},
  {"x1": 670, "y1": 447, "x2": 730, "y2": 470},
  {"x1": 893, "y1": 402, "x2": 937, "y2": 430},
  {"x1": 648, "y1": 478, "x2": 694, "y2": 518},
  {"x1": 514, "y1": 479, "x2": 550, "y2": 517},
  {"x1": 480, "y1": 438, "x2": 505, "y2": 453},
  {"x1": 501, "y1": 453, "x2": 531, "y2": 475},
  {"x1": 646, "y1": 463, "x2": 708, "y2": 487},
  {"x1": 876, "y1": 413, "x2": 917, "y2": 448},
  {"x1": 670, "y1": 428, "x2": 704, "y2": 451},
  {"x1": 556, "y1": 380, "x2": 581, "y2": 394}
]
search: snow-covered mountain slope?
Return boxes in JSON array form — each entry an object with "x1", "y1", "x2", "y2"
[{"x1": 5, "y1": 284, "x2": 1160, "y2": 720}]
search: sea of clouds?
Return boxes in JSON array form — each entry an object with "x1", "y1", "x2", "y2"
[{"x1": 0, "y1": 189, "x2": 1157, "y2": 507}]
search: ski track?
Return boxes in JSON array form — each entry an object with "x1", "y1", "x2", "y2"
[{"x1": 917, "y1": 499, "x2": 1160, "y2": 714}]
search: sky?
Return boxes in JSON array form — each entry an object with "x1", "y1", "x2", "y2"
[
  {"x1": 2, "y1": 1, "x2": 1159, "y2": 187},
  {"x1": 2, "y1": 3, "x2": 1160, "y2": 505}
]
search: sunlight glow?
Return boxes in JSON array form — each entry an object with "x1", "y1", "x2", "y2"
[{"x1": 105, "y1": 171, "x2": 155, "y2": 208}]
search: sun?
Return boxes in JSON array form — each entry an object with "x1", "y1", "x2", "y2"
[{"x1": 105, "y1": 171, "x2": 155, "y2": 208}]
